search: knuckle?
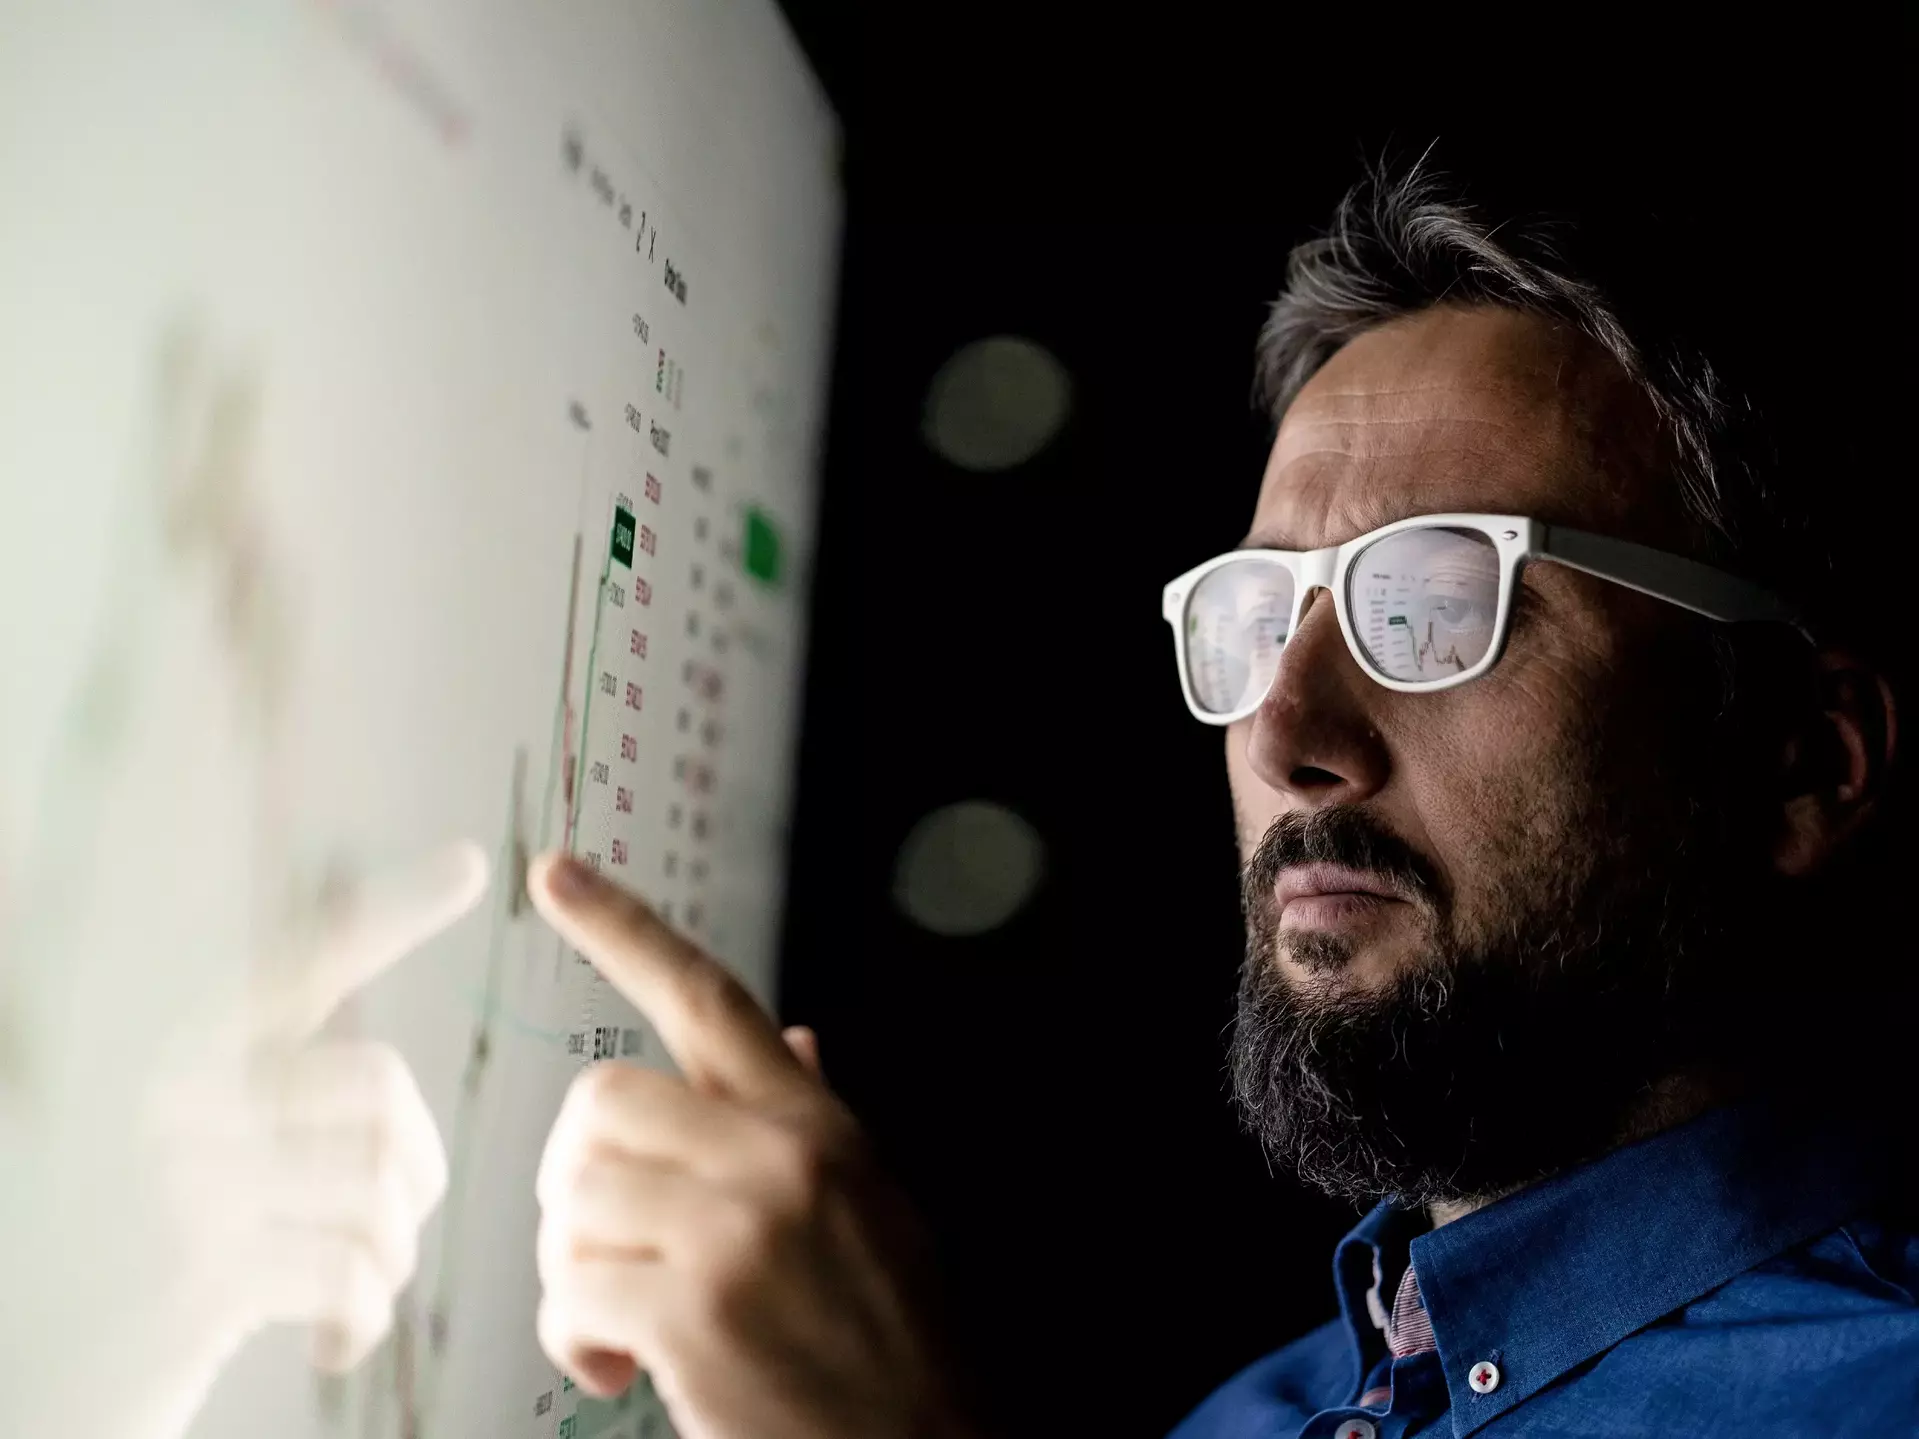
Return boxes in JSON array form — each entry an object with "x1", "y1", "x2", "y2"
[
  {"x1": 572, "y1": 1059, "x2": 620, "y2": 1108},
  {"x1": 690, "y1": 1274, "x2": 748, "y2": 1336},
  {"x1": 539, "y1": 1104, "x2": 628, "y2": 1212},
  {"x1": 340, "y1": 1048, "x2": 413, "y2": 1161},
  {"x1": 567, "y1": 1143, "x2": 623, "y2": 1204},
  {"x1": 371, "y1": 1224, "x2": 421, "y2": 1294},
  {"x1": 556, "y1": 1063, "x2": 629, "y2": 1146},
  {"x1": 537, "y1": 1132, "x2": 589, "y2": 1209},
  {"x1": 336, "y1": 1040, "x2": 416, "y2": 1123},
  {"x1": 762, "y1": 1114, "x2": 858, "y2": 1205},
  {"x1": 364, "y1": 1041, "x2": 415, "y2": 1101},
  {"x1": 572, "y1": 1058, "x2": 640, "y2": 1113},
  {"x1": 725, "y1": 1192, "x2": 785, "y2": 1259},
  {"x1": 535, "y1": 1211, "x2": 572, "y2": 1287},
  {"x1": 764, "y1": 1128, "x2": 833, "y2": 1204}
]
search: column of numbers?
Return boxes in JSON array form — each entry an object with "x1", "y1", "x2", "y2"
[{"x1": 664, "y1": 464, "x2": 728, "y2": 937}]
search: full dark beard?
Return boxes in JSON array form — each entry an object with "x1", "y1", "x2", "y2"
[{"x1": 1230, "y1": 795, "x2": 1741, "y2": 1207}]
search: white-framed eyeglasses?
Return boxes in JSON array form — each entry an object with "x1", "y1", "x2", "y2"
[{"x1": 1161, "y1": 513, "x2": 1805, "y2": 724}]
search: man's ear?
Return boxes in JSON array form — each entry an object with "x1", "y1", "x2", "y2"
[{"x1": 1773, "y1": 650, "x2": 1899, "y2": 877}]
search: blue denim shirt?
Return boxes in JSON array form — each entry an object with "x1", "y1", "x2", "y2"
[{"x1": 1168, "y1": 1100, "x2": 1919, "y2": 1437}]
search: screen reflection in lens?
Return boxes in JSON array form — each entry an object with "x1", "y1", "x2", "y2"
[
  {"x1": 1348, "y1": 526, "x2": 1500, "y2": 683},
  {"x1": 1185, "y1": 558, "x2": 1296, "y2": 714}
]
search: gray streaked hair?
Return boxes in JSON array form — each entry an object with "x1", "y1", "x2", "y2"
[{"x1": 1252, "y1": 152, "x2": 1816, "y2": 623}]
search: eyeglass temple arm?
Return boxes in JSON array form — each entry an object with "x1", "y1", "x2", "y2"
[{"x1": 1538, "y1": 526, "x2": 1809, "y2": 635}]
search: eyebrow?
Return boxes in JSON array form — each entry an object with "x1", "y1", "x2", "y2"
[{"x1": 1236, "y1": 503, "x2": 1413, "y2": 554}]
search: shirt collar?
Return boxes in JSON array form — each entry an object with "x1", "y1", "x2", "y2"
[
  {"x1": 1328, "y1": 1096, "x2": 1891, "y2": 1439},
  {"x1": 1332, "y1": 1200, "x2": 1429, "y2": 1382}
]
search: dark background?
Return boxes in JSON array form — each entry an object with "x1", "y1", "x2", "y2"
[{"x1": 766, "y1": 11, "x2": 1902, "y2": 1436}]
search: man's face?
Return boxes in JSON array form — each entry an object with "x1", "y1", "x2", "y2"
[{"x1": 1226, "y1": 305, "x2": 1764, "y2": 1205}]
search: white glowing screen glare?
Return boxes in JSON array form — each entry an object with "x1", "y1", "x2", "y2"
[{"x1": 0, "y1": 3, "x2": 839, "y2": 1436}]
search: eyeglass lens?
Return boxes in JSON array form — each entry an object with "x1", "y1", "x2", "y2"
[
  {"x1": 1349, "y1": 526, "x2": 1499, "y2": 683},
  {"x1": 1182, "y1": 526, "x2": 1502, "y2": 712},
  {"x1": 1183, "y1": 557, "x2": 1295, "y2": 715}
]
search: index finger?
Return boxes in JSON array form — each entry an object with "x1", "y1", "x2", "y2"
[
  {"x1": 250, "y1": 841, "x2": 490, "y2": 1045},
  {"x1": 527, "y1": 852, "x2": 805, "y2": 1100}
]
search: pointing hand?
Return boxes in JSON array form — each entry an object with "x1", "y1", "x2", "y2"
[{"x1": 528, "y1": 853, "x2": 983, "y2": 1439}]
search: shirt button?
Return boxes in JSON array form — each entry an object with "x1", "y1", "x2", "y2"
[
  {"x1": 1468, "y1": 1360, "x2": 1501, "y2": 1394},
  {"x1": 1334, "y1": 1421, "x2": 1377, "y2": 1439}
]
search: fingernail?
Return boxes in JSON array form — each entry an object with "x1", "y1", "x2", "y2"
[{"x1": 545, "y1": 854, "x2": 599, "y2": 901}]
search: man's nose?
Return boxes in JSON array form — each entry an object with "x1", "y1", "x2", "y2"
[{"x1": 1240, "y1": 587, "x2": 1390, "y2": 806}]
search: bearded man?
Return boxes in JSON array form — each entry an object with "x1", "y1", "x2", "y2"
[{"x1": 524, "y1": 155, "x2": 1919, "y2": 1438}]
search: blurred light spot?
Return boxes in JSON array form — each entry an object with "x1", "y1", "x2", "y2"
[
  {"x1": 922, "y1": 336, "x2": 1070, "y2": 472},
  {"x1": 893, "y1": 801, "x2": 1045, "y2": 937}
]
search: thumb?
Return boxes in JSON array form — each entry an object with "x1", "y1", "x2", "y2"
[{"x1": 781, "y1": 1025, "x2": 822, "y2": 1078}]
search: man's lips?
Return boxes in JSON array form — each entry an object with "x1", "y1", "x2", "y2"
[{"x1": 1273, "y1": 864, "x2": 1405, "y2": 921}]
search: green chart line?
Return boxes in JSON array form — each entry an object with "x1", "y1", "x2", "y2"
[
  {"x1": 540, "y1": 531, "x2": 585, "y2": 857},
  {"x1": 567, "y1": 507, "x2": 620, "y2": 854}
]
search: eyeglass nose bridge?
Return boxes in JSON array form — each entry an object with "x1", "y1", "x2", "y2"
[{"x1": 1285, "y1": 546, "x2": 1341, "y2": 629}]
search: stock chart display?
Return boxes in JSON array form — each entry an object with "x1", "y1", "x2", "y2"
[{"x1": 0, "y1": 3, "x2": 840, "y2": 1435}]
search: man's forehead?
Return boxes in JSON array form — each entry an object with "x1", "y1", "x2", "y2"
[{"x1": 1247, "y1": 306, "x2": 1674, "y2": 550}]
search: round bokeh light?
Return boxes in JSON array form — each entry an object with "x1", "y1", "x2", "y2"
[
  {"x1": 892, "y1": 800, "x2": 1045, "y2": 937},
  {"x1": 922, "y1": 336, "x2": 1071, "y2": 472}
]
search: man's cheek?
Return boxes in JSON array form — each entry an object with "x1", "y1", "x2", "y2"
[
  {"x1": 1389, "y1": 724, "x2": 1549, "y2": 910},
  {"x1": 1407, "y1": 677, "x2": 1585, "y2": 805}
]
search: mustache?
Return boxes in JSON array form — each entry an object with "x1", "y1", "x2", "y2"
[{"x1": 1241, "y1": 806, "x2": 1448, "y2": 919}]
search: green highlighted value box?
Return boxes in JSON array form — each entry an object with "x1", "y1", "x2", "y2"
[
  {"x1": 743, "y1": 504, "x2": 782, "y2": 586},
  {"x1": 611, "y1": 506, "x2": 636, "y2": 568}
]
